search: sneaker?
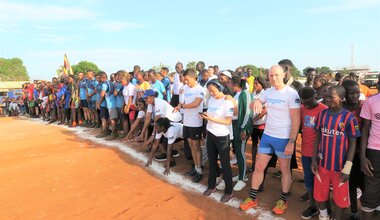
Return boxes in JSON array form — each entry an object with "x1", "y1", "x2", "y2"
[
  {"x1": 272, "y1": 170, "x2": 282, "y2": 179},
  {"x1": 240, "y1": 198, "x2": 259, "y2": 211},
  {"x1": 216, "y1": 180, "x2": 225, "y2": 190},
  {"x1": 192, "y1": 173, "x2": 203, "y2": 183},
  {"x1": 203, "y1": 188, "x2": 216, "y2": 196},
  {"x1": 96, "y1": 131, "x2": 108, "y2": 138},
  {"x1": 319, "y1": 215, "x2": 330, "y2": 220},
  {"x1": 105, "y1": 132, "x2": 118, "y2": 140},
  {"x1": 232, "y1": 175, "x2": 248, "y2": 182},
  {"x1": 300, "y1": 192, "x2": 310, "y2": 202},
  {"x1": 220, "y1": 193, "x2": 233, "y2": 203},
  {"x1": 272, "y1": 200, "x2": 288, "y2": 215},
  {"x1": 376, "y1": 205, "x2": 380, "y2": 211},
  {"x1": 154, "y1": 153, "x2": 167, "y2": 162},
  {"x1": 185, "y1": 168, "x2": 197, "y2": 177},
  {"x1": 301, "y1": 206, "x2": 318, "y2": 219},
  {"x1": 233, "y1": 180, "x2": 246, "y2": 191},
  {"x1": 172, "y1": 149, "x2": 179, "y2": 158}
]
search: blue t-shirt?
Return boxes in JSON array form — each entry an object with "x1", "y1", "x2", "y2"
[
  {"x1": 161, "y1": 77, "x2": 171, "y2": 101},
  {"x1": 102, "y1": 81, "x2": 116, "y2": 109},
  {"x1": 86, "y1": 79, "x2": 97, "y2": 101},
  {"x1": 131, "y1": 78, "x2": 139, "y2": 85},
  {"x1": 79, "y1": 78, "x2": 88, "y2": 100},
  {"x1": 151, "y1": 80, "x2": 166, "y2": 100},
  {"x1": 114, "y1": 82, "x2": 125, "y2": 108},
  {"x1": 314, "y1": 109, "x2": 361, "y2": 171},
  {"x1": 64, "y1": 87, "x2": 71, "y2": 109}
]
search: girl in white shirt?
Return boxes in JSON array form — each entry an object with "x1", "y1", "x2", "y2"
[{"x1": 200, "y1": 79, "x2": 234, "y2": 203}]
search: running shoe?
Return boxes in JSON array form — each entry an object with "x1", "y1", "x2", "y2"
[
  {"x1": 300, "y1": 192, "x2": 310, "y2": 202},
  {"x1": 172, "y1": 149, "x2": 179, "y2": 158},
  {"x1": 154, "y1": 153, "x2": 167, "y2": 162},
  {"x1": 240, "y1": 198, "x2": 259, "y2": 211},
  {"x1": 203, "y1": 188, "x2": 216, "y2": 196},
  {"x1": 301, "y1": 206, "x2": 318, "y2": 219},
  {"x1": 233, "y1": 180, "x2": 246, "y2": 191},
  {"x1": 318, "y1": 215, "x2": 330, "y2": 220},
  {"x1": 185, "y1": 168, "x2": 197, "y2": 177},
  {"x1": 216, "y1": 180, "x2": 225, "y2": 190},
  {"x1": 192, "y1": 173, "x2": 203, "y2": 183},
  {"x1": 220, "y1": 193, "x2": 233, "y2": 203},
  {"x1": 232, "y1": 175, "x2": 248, "y2": 182},
  {"x1": 272, "y1": 200, "x2": 288, "y2": 215}
]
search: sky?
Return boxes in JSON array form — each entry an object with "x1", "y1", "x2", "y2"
[{"x1": 0, "y1": 0, "x2": 379, "y2": 80}]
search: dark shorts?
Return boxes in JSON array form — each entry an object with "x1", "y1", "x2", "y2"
[
  {"x1": 361, "y1": 149, "x2": 380, "y2": 209},
  {"x1": 108, "y1": 108, "x2": 118, "y2": 120},
  {"x1": 100, "y1": 107, "x2": 109, "y2": 120},
  {"x1": 183, "y1": 126, "x2": 202, "y2": 140},
  {"x1": 81, "y1": 100, "x2": 88, "y2": 108},
  {"x1": 88, "y1": 100, "x2": 96, "y2": 110}
]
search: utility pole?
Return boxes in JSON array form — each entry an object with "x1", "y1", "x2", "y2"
[{"x1": 350, "y1": 44, "x2": 354, "y2": 68}]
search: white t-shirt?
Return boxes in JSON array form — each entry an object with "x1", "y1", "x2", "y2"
[
  {"x1": 172, "y1": 72, "x2": 181, "y2": 95},
  {"x1": 232, "y1": 91, "x2": 241, "y2": 120},
  {"x1": 206, "y1": 96, "x2": 234, "y2": 137},
  {"x1": 147, "y1": 98, "x2": 182, "y2": 122},
  {"x1": 259, "y1": 85, "x2": 301, "y2": 139},
  {"x1": 183, "y1": 84, "x2": 205, "y2": 127},
  {"x1": 137, "y1": 110, "x2": 145, "y2": 119},
  {"x1": 155, "y1": 122, "x2": 183, "y2": 144},
  {"x1": 123, "y1": 83, "x2": 135, "y2": 104},
  {"x1": 252, "y1": 89, "x2": 267, "y2": 125}
]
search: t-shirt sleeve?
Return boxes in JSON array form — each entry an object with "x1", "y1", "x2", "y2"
[
  {"x1": 197, "y1": 87, "x2": 205, "y2": 99},
  {"x1": 166, "y1": 127, "x2": 175, "y2": 145},
  {"x1": 128, "y1": 85, "x2": 135, "y2": 97},
  {"x1": 137, "y1": 110, "x2": 145, "y2": 119},
  {"x1": 224, "y1": 100, "x2": 234, "y2": 117},
  {"x1": 360, "y1": 99, "x2": 372, "y2": 120},
  {"x1": 347, "y1": 114, "x2": 361, "y2": 138},
  {"x1": 159, "y1": 82, "x2": 166, "y2": 93},
  {"x1": 147, "y1": 104, "x2": 153, "y2": 113},
  {"x1": 259, "y1": 89, "x2": 267, "y2": 103},
  {"x1": 155, "y1": 132, "x2": 163, "y2": 139},
  {"x1": 101, "y1": 83, "x2": 108, "y2": 92},
  {"x1": 288, "y1": 89, "x2": 301, "y2": 109},
  {"x1": 314, "y1": 111, "x2": 323, "y2": 131}
]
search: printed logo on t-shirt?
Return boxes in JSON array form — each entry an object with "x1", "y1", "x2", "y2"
[
  {"x1": 295, "y1": 98, "x2": 300, "y2": 103},
  {"x1": 267, "y1": 98, "x2": 285, "y2": 104},
  {"x1": 303, "y1": 115, "x2": 316, "y2": 128},
  {"x1": 375, "y1": 113, "x2": 380, "y2": 120},
  {"x1": 339, "y1": 122, "x2": 345, "y2": 129},
  {"x1": 228, "y1": 108, "x2": 234, "y2": 113},
  {"x1": 321, "y1": 127, "x2": 344, "y2": 137}
]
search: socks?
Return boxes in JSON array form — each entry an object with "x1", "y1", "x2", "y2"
[
  {"x1": 249, "y1": 188, "x2": 258, "y2": 200},
  {"x1": 319, "y1": 209, "x2": 328, "y2": 217},
  {"x1": 195, "y1": 166, "x2": 202, "y2": 174},
  {"x1": 280, "y1": 192, "x2": 289, "y2": 202}
]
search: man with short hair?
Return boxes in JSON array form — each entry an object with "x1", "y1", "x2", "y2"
[
  {"x1": 196, "y1": 61, "x2": 206, "y2": 82},
  {"x1": 219, "y1": 71, "x2": 235, "y2": 96},
  {"x1": 86, "y1": 70, "x2": 97, "y2": 127},
  {"x1": 171, "y1": 62, "x2": 183, "y2": 107},
  {"x1": 241, "y1": 65, "x2": 301, "y2": 215},
  {"x1": 148, "y1": 69, "x2": 166, "y2": 100},
  {"x1": 78, "y1": 72, "x2": 90, "y2": 126},
  {"x1": 304, "y1": 68, "x2": 317, "y2": 87},
  {"x1": 160, "y1": 67, "x2": 171, "y2": 102},
  {"x1": 175, "y1": 68, "x2": 205, "y2": 183},
  {"x1": 96, "y1": 72, "x2": 110, "y2": 138}
]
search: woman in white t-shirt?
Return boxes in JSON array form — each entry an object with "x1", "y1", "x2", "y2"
[{"x1": 200, "y1": 79, "x2": 234, "y2": 203}]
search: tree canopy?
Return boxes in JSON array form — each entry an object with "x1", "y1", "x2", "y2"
[
  {"x1": 71, "y1": 61, "x2": 100, "y2": 75},
  {"x1": 186, "y1": 61, "x2": 197, "y2": 70},
  {"x1": 303, "y1": 66, "x2": 333, "y2": 75},
  {"x1": 0, "y1": 57, "x2": 30, "y2": 81}
]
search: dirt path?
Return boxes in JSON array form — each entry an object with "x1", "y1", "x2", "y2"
[{"x1": 0, "y1": 117, "x2": 258, "y2": 220}]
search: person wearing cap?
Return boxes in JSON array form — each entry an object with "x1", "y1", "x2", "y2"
[
  {"x1": 140, "y1": 89, "x2": 182, "y2": 161},
  {"x1": 219, "y1": 71, "x2": 235, "y2": 97}
]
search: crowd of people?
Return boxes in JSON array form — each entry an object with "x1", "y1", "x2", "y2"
[{"x1": 15, "y1": 59, "x2": 379, "y2": 220}]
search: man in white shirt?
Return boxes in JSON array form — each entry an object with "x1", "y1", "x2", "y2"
[
  {"x1": 146, "y1": 117, "x2": 183, "y2": 176},
  {"x1": 240, "y1": 65, "x2": 301, "y2": 215},
  {"x1": 170, "y1": 62, "x2": 183, "y2": 107},
  {"x1": 141, "y1": 89, "x2": 182, "y2": 161},
  {"x1": 174, "y1": 68, "x2": 205, "y2": 183}
]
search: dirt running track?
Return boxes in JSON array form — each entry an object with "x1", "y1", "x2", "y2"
[
  {"x1": 0, "y1": 117, "x2": 259, "y2": 220},
  {"x1": 3, "y1": 112, "x2": 374, "y2": 220}
]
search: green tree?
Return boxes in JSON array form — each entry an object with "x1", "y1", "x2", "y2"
[
  {"x1": 71, "y1": 61, "x2": 100, "y2": 75},
  {"x1": 56, "y1": 65, "x2": 64, "y2": 77},
  {"x1": 0, "y1": 57, "x2": 30, "y2": 81},
  {"x1": 243, "y1": 64, "x2": 268, "y2": 77},
  {"x1": 316, "y1": 66, "x2": 333, "y2": 74},
  {"x1": 186, "y1": 61, "x2": 197, "y2": 70},
  {"x1": 291, "y1": 66, "x2": 302, "y2": 79}
]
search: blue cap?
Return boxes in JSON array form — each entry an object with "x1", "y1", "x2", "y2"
[{"x1": 142, "y1": 89, "x2": 155, "y2": 98}]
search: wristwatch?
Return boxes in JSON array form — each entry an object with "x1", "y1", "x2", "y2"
[{"x1": 288, "y1": 138, "x2": 295, "y2": 143}]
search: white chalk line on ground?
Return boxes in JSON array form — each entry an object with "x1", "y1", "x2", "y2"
[{"x1": 28, "y1": 118, "x2": 283, "y2": 220}]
